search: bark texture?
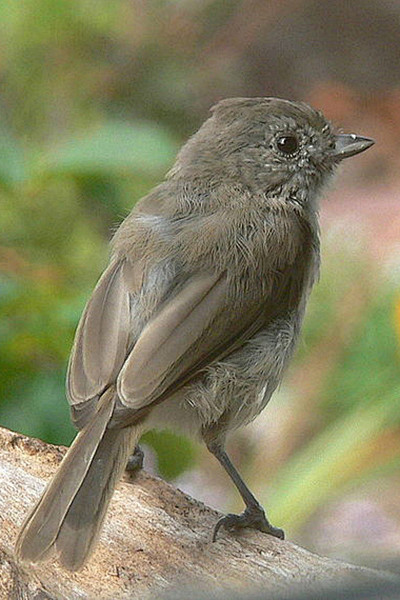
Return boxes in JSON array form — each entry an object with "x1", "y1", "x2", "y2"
[{"x1": 0, "y1": 426, "x2": 396, "y2": 600}]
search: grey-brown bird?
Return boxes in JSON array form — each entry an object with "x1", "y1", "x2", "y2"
[{"x1": 15, "y1": 97, "x2": 374, "y2": 571}]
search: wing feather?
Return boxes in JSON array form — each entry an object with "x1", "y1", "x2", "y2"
[
  {"x1": 67, "y1": 260, "x2": 142, "y2": 409},
  {"x1": 117, "y1": 272, "x2": 227, "y2": 407}
]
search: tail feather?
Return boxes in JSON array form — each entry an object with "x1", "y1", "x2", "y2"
[
  {"x1": 56, "y1": 426, "x2": 138, "y2": 570},
  {"x1": 15, "y1": 389, "x2": 139, "y2": 570}
]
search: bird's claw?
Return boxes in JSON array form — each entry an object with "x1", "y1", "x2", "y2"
[{"x1": 212, "y1": 505, "x2": 284, "y2": 542}]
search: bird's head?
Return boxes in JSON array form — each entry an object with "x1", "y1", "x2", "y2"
[{"x1": 170, "y1": 97, "x2": 374, "y2": 209}]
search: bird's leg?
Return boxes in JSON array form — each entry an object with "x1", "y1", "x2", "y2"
[
  {"x1": 207, "y1": 442, "x2": 284, "y2": 542},
  {"x1": 125, "y1": 444, "x2": 144, "y2": 473}
]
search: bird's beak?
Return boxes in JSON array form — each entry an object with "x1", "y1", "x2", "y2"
[{"x1": 333, "y1": 134, "x2": 375, "y2": 160}]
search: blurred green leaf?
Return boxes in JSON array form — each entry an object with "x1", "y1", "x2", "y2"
[
  {"x1": 0, "y1": 123, "x2": 27, "y2": 187},
  {"x1": 0, "y1": 368, "x2": 74, "y2": 445},
  {"x1": 267, "y1": 387, "x2": 400, "y2": 533},
  {"x1": 38, "y1": 121, "x2": 178, "y2": 177},
  {"x1": 143, "y1": 430, "x2": 197, "y2": 479},
  {"x1": 323, "y1": 293, "x2": 399, "y2": 416}
]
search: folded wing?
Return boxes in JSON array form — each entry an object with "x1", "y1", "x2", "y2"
[
  {"x1": 67, "y1": 258, "x2": 271, "y2": 427},
  {"x1": 117, "y1": 272, "x2": 228, "y2": 408},
  {"x1": 67, "y1": 259, "x2": 142, "y2": 427}
]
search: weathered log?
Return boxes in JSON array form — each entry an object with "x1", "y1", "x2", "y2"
[{"x1": 0, "y1": 426, "x2": 396, "y2": 600}]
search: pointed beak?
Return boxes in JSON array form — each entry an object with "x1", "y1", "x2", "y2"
[{"x1": 333, "y1": 134, "x2": 375, "y2": 160}]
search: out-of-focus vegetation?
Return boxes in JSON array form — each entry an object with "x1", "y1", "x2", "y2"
[{"x1": 1, "y1": 0, "x2": 399, "y2": 566}]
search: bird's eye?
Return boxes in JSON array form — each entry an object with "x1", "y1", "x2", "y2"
[{"x1": 276, "y1": 135, "x2": 299, "y2": 156}]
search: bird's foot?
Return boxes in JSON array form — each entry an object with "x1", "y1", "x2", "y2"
[
  {"x1": 125, "y1": 445, "x2": 144, "y2": 473},
  {"x1": 212, "y1": 504, "x2": 284, "y2": 542}
]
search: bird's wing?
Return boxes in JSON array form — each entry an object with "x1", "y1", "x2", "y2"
[
  {"x1": 67, "y1": 259, "x2": 144, "y2": 427},
  {"x1": 67, "y1": 253, "x2": 272, "y2": 429},
  {"x1": 116, "y1": 270, "x2": 229, "y2": 409}
]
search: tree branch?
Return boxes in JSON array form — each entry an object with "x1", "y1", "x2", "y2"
[{"x1": 0, "y1": 426, "x2": 395, "y2": 599}]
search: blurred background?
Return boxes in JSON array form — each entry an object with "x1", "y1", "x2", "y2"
[{"x1": 0, "y1": 0, "x2": 400, "y2": 570}]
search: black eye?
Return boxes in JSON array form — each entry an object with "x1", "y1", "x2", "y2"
[{"x1": 276, "y1": 135, "x2": 299, "y2": 155}]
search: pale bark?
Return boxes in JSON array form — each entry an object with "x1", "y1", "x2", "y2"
[{"x1": 0, "y1": 426, "x2": 395, "y2": 600}]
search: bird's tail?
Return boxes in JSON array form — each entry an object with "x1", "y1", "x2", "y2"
[{"x1": 15, "y1": 389, "x2": 140, "y2": 571}]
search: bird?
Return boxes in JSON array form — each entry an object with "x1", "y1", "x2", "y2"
[{"x1": 15, "y1": 97, "x2": 374, "y2": 571}]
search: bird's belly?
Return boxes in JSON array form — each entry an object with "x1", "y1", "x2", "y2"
[{"x1": 147, "y1": 311, "x2": 300, "y2": 437}]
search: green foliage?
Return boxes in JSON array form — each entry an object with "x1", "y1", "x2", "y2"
[
  {"x1": 268, "y1": 388, "x2": 400, "y2": 533},
  {"x1": 0, "y1": 2, "x2": 179, "y2": 450},
  {"x1": 0, "y1": 118, "x2": 177, "y2": 447},
  {"x1": 39, "y1": 121, "x2": 177, "y2": 177},
  {"x1": 265, "y1": 259, "x2": 400, "y2": 534},
  {"x1": 323, "y1": 298, "x2": 399, "y2": 418},
  {"x1": 143, "y1": 430, "x2": 198, "y2": 479},
  {"x1": 0, "y1": 123, "x2": 26, "y2": 188}
]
